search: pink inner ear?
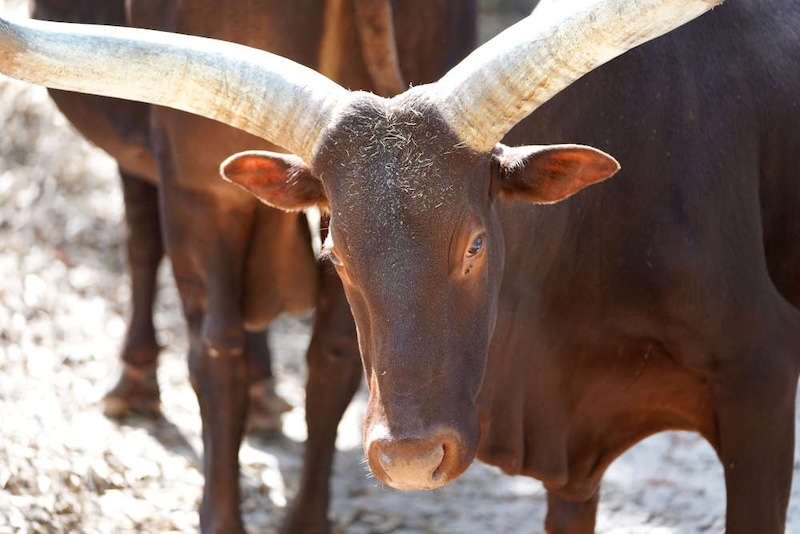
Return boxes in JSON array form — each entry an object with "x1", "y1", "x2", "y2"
[
  {"x1": 537, "y1": 147, "x2": 619, "y2": 181},
  {"x1": 541, "y1": 153, "x2": 583, "y2": 178},
  {"x1": 223, "y1": 154, "x2": 289, "y2": 191},
  {"x1": 498, "y1": 144, "x2": 620, "y2": 204},
  {"x1": 571, "y1": 150, "x2": 620, "y2": 182},
  {"x1": 537, "y1": 148, "x2": 619, "y2": 202},
  {"x1": 221, "y1": 150, "x2": 326, "y2": 212},
  {"x1": 235, "y1": 157, "x2": 271, "y2": 174}
]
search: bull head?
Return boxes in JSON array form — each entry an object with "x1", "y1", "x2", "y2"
[{"x1": 0, "y1": 0, "x2": 722, "y2": 491}]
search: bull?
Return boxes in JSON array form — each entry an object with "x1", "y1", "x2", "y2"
[
  {"x1": 31, "y1": 0, "x2": 290, "y2": 427},
  {"x1": 7, "y1": 0, "x2": 796, "y2": 532},
  {"x1": 5, "y1": 1, "x2": 476, "y2": 532}
]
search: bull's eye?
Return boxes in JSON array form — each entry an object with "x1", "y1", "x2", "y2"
[{"x1": 466, "y1": 234, "x2": 486, "y2": 258}]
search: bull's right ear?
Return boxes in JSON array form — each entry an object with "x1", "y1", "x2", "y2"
[{"x1": 220, "y1": 150, "x2": 328, "y2": 211}]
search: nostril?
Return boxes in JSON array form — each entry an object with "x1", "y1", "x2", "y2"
[
  {"x1": 379, "y1": 452, "x2": 393, "y2": 468},
  {"x1": 431, "y1": 443, "x2": 447, "y2": 482},
  {"x1": 371, "y1": 438, "x2": 449, "y2": 490}
]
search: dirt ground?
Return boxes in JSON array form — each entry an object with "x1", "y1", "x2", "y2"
[{"x1": 2, "y1": 1, "x2": 800, "y2": 533}]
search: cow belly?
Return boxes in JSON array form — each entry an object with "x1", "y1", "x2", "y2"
[
  {"x1": 243, "y1": 206, "x2": 317, "y2": 331},
  {"x1": 48, "y1": 90, "x2": 157, "y2": 184}
]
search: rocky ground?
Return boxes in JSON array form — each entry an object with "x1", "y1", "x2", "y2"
[{"x1": 2, "y1": 1, "x2": 800, "y2": 533}]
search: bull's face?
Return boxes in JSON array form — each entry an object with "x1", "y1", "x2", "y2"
[{"x1": 221, "y1": 90, "x2": 619, "y2": 491}]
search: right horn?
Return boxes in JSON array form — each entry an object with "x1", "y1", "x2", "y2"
[
  {"x1": 0, "y1": 16, "x2": 348, "y2": 163},
  {"x1": 425, "y1": 0, "x2": 724, "y2": 152}
]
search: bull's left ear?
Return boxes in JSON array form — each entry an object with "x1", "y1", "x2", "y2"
[
  {"x1": 220, "y1": 150, "x2": 327, "y2": 211},
  {"x1": 491, "y1": 143, "x2": 620, "y2": 204}
]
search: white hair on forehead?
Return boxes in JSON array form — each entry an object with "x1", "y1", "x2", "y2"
[{"x1": 327, "y1": 98, "x2": 465, "y2": 246}]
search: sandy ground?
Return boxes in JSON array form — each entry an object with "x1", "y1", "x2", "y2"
[{"x1": 2, "y1": 1, "x2": 800, "y2": 533}]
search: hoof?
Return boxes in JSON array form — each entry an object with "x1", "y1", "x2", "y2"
[
  {"x1": 246, "y1": 378, "x2": 292, "y2": 435},
  {"x1": 103, "y1": 363, "x2": 161, "y2": 418}
]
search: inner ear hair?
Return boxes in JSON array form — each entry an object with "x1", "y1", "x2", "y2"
[
  {"x1": 489, "y1": 144, "x2": 514, "y2": 198},
  {"x1": 490, "y1": 143, "x2": 620, "y2": 204}
]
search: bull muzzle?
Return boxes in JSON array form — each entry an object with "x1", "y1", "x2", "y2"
[{"x1": 366, "y1": 425, "x2": 473, "y2": 490}]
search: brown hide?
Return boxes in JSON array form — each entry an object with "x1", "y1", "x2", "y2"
[
  {"x1": 29, "y1": 1, "x2": 478, "y2": 532},
  {"x1": 227, "y1": 92, "x2": 619, "y2": 493},
  {"x1": 476, "y1": 6, "x2": 800, "y2": 530},
  {"x1": 222, "y1": 1, "x2": 800, "y2": 532},
  {"x1": 31, "y1": 0, "x2": 156, "y2": 182}
]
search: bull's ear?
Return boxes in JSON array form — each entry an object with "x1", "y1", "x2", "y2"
[
  {"x1": 491, "y1": 143, "x2": 620, "y2": 204},
  {"x1": 220, "y1": 150, "x2": 327, "y2": 211}
]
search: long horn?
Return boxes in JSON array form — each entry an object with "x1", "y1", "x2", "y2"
[
  {"x1": 0, "y1": 16, "x2": 348, "y2": 163},
  {"x1": 426, "y1": 0, "x2": 723, "y2": 152}
]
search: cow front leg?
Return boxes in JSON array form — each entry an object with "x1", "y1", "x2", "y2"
[
  {"x1": 163, "y1": 203, "x2": 253, "y2": 532},
  {"x1": 185, "y1": 260, "x2": 250, "y2": 534},
  {"x1": 104, "y1": 171, "x2": 164, "y2": 418},
  {"x1": 711, "y1": 347, "x2": 798, "y2": 534},
  {"x1": 281, "y1": 265, "x2": 362, "y2": 534},
  {"x1": 190, "y1": 326, "x2": 249, "y2": 534},
  {"x1": 245, "y1": 330, "x2": 291, "y2": 435},
  {"x1": 545, "y1": 489, "x2": 599, "y2": 534}
]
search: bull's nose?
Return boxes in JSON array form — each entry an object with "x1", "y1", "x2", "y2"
[{"x1": 368, "y1": 430, "x2": 461, "y2": 490}]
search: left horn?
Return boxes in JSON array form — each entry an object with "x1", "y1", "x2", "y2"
[
  {"x1": 0, "y1": 16, "x2": 348, "y2": 163},
  {"x1": 424, "y1": 0, "x2": 724, "y2": 152}
]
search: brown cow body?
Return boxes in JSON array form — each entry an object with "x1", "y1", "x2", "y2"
[
  {"x1": 221, "y1": 1, "x2": 800, "y2": 531},
  {"x1": 480, "y1": 1, "x2": 800, "y2": 530},
  {"x1": 30, "y1": 0, "x2": 278, "y2": 423},
  {"x1": 26, "y1": 1, "x2": 476, "y2": 532},
  {"x1": 6, "y1": 0, "x2": 788, "y2": 532}
]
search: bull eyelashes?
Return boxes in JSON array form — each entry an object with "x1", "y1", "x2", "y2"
[
  {"x1": 466, "y1": 234, "x2": 485, "y2": 258},
  {"x1": 463, "y1": 232, "x2": 487, "y2": 276}
]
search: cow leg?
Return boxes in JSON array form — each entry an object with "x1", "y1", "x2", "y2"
[
  {"x1": 154, "y1": 144, "x2": 253, "y2": 533},
  {"x1": 182, "y1": 224, "x2": 253, "y2": 534},
  {"x1": 281, "y1": 265, "x2": 361, "y2": 534},
  {"x1": 179, "y1": 242, "x2": 250, "y2": 533},
  {"x1": 679, "y1": 287, "x2": 800, "y2": 534},
  {"x1": 544, "y1": 490, "x2": 599, "y2": 534},
  {"x1": 103, "y1": 170, "x2": 163, "y2": 418},
  {"x1": 246, "y1": 330, "x2": 272, "y2": 383},
  {"x1": 710, "y1": 345, "x2": 797, "y2": 533},
  {"x1": 245, "y1": 329, "x2": 292, "y2": 434},
  {"x1": 189, "y1": 328, "x2": 249, "y2": 534}
]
